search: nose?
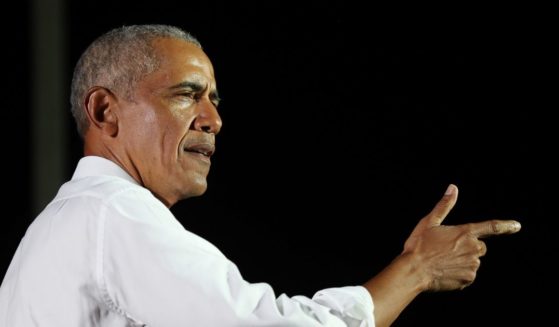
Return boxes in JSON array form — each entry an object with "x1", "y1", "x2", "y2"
[{"x1": 192, "y1": 99, "x2": 222, "y2": 134}]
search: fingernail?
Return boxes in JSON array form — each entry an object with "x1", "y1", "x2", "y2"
[
  {"x1": 445, "y1": 184, "x2": 454, "y2": 195},
  {"x1": 513, "y1": 221, "x2": 522, "y2": 231}
]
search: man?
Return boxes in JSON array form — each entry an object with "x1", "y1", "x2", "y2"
[{"x1": 0, "y1": 24, "x2": 520, "y2": 326}]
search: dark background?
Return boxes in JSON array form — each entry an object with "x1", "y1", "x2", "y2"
[{"x1": 2, "y1": 1, "x2": 554, "y2": 326}]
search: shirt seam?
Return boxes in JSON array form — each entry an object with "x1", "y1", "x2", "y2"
[
  {"x1": 50, "y1": 181, "x2": 146, "y2": 204},
  {"x1": 96, "y1": 187, "x2": 149, "y2": 325}
]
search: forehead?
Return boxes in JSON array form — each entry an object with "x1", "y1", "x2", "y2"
[{"x1": 148, "y1": 38, "x2": 215, "y2": 87}]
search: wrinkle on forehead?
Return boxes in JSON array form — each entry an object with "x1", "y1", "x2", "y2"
[
  {"x1": 145, "y1": 39, "x2": 216, "y2": 93},
  {"x1": 154, "y1": 38, "x2": 214, "y2": 72},
  {"x1": 188, "y1": 55, "x2": 214, "y2": 73}
]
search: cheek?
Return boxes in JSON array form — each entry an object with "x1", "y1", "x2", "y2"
[
  {"x1": 123, "y1": 105, "x2": 158, "y2": 139},
  {"x1": 164, "y1": 106, "x2": 194, "y2": 147},
  {"x1": 169, "y1": 104, "x2": 195, "y2": 123},
  {"x1": 137, "y1": 115, "x2": 161, "y2": 145},
  {"x1": 142, "y1": 107, "x2": 158, "y2": 124}
]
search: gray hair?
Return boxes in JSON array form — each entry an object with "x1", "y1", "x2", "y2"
[{"x1": 70, "y1": 24, "x2": 202, "y2": 137}]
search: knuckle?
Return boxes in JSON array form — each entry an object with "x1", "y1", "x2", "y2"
[
  {"x1": 466, "y1": 271, "x2": 477, "y2": 283},
  {"x1": 461, "y1": 224, "x2": 475, "y2": 237},
  {"x1": 478, "y1": 242, "x2": 487, "y2": 256},
  {"x1": 465, "y1": 223, "x2": 477, "y2": 236},
  {"x1": 490, "y1": 220, "x2": 501, "y2": 234},
  {"x1": 466, "y1": 236, "x2": 478, "y2": 246},
  {"x1": 439, "y1": 196, "x2": 451, "y2": 204},
  {"x1": 473, "y1": 258, "x2": 481, "y2": 269}
]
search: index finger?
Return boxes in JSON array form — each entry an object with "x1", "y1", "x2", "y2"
[{"x1": 468, "y1": 220, "x2": 522, "y2": 238}]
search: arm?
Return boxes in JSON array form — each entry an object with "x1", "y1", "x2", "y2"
[
  {"x1": 99, "y1": 189, "x2": 374, "y2": 326},
  {"x1": 364, "y1": 184, "x2": 521, "y2": 327}
]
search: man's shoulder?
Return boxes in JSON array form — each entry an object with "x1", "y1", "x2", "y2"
[
  {"x1": 33, "y1": 175, "x2": 162, "y2": 231},
  {"x1": 53, "y1": 174, "x2": 152, "y2": 206}
]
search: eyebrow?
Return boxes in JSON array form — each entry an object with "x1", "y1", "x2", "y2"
[{"x1": 170, "y1": 81, "x2": 221, "y2": 104}]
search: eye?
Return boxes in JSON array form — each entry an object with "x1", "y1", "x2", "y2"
[
  {"x1": 178, "y1": 92, "x2": 196, "y2": 100},
  {"x1": 175, "y1": 92, "x2": 200, "y2": 105},
  {"x1": 211, "y1": 96, "x2": 221, "y2": 108}
]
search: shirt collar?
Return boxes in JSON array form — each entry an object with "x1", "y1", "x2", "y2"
[{"x1": 71, "y1": 156, "x2": 140, "y2": 186}]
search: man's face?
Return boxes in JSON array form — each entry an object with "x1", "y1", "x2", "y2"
[{"x1": 117, "y1": 38, "x2": 222, "y2": 206}]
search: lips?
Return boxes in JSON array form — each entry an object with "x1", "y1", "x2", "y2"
[{"x1": 183, "y1": 142, "x2": 215, "y2": 157}]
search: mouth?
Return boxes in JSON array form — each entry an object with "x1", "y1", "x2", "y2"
[{"x1": 183, "y1": 143, "x2": 215, "y2": 159}]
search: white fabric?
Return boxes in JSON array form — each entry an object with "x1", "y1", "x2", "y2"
[{"x1": 0, "y1": 156, "x2": 375, "y2": 326}]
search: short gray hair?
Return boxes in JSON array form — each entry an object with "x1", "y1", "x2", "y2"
[{"x1": 70, "y1": 24, "x2": 202, "y2": 137}]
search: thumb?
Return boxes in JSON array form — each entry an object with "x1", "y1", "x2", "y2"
[{"x1": 424, "y1": 184, "x2": 458, "y2": 227}]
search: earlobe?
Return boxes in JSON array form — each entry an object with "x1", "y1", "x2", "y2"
[{"x1": 84, "y1": 87, "x2": 119, "y2": 136}]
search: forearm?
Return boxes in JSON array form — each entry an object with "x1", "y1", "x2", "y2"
[{"x1": 363, "y1": 253, "x2": 427, "y2": 327}]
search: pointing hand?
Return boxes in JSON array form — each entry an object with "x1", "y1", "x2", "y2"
[{"x1": 403, "y1": 184, "x2": 521, "y2": 291}]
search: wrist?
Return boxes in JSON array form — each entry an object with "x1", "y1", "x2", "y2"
[
  {"x1": 392, "y1": 252, "x2": 431, "y2": 294},
  {"x1": 363, "y1": 252, "x2": 429, "y2": 327}
]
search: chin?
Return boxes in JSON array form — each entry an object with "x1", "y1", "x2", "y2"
[
  {"x1": 189, "y1": 186, "x2": 208, "y2": 197},
  {"x1": 172, "y1": 173, "x2": 209, "y2": 201},
  {"x1": 182, "y1": 180, "x2": 208, "y2": 199}
]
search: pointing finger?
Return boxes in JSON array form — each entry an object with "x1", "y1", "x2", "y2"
[{"x1": 468, "y1": 220, "x2": 522, "y2": 238}]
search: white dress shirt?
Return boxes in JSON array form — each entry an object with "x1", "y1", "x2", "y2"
[{"x1": 0, "y1": 156, "x2": 375, "y2": 326}]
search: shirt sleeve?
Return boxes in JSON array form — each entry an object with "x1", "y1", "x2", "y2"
[{"x1": 97, "y1": 189, "x2": 375, "y2": 326}]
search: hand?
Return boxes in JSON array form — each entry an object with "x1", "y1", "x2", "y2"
[{"x1": 402, "y1": 184, "x2": 521, "y2": 292}]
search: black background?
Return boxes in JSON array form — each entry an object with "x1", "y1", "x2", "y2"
[{"x1": 2, "y1": 1, "x2": 554, "y2": 326}]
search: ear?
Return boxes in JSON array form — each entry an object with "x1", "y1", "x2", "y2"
[{"x1": 84, "y1": 87, "x2": 119, "y2": 137}]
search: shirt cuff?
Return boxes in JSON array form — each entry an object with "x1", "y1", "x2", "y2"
[{"x1": 313, "y1": 285, "x2": 375, "y2": 326}]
